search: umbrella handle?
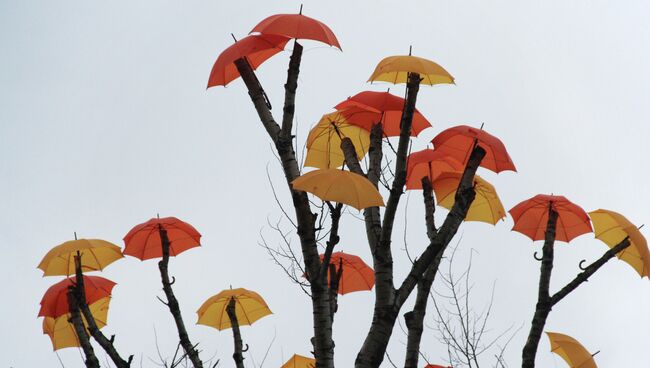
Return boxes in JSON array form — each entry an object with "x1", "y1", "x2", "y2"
[
  {"x1": 533, "y1": 251, "x2": 543, "y2": 261},
  {"x1": 579, "y1": 259, "x2": 588, "y2": 271}
]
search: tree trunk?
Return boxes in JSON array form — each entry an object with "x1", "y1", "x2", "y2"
[
  {"x1": 158, "y1": 226, "x2": 203, "y2": 368},
  {"x1": 521, "y1": 208, "x2": 558, "y2": 368},
  {"x1": 74, "y1": 254, "x2": 132, "y2": 368},
  {"x1": 226, "y1": 297, "x2": 245, "y2": 368},
  {"x1": 67, "y1": 286, "x2": 100, "y2": 368}
]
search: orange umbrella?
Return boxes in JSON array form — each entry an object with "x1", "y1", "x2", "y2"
[
  {"x1": 281, "y1": 354, "x2": 316, "y2": 368},
  {"x1": 304, "y1": 111, "x2": 370, "y2": 169},
  {"x1": 250, "y1": 10, "x2": 341, "y2": 50},
  {"x1": 207, "y1": 34, "x2": 290, "y2": 88},
  {"x1": 406, "y1": 149, "x2": 463, "y2": 190},
  {"x1": 368, "y1": 54, "x2": 454, "y2": 85},
  {"x1": 334, "y1": 91, "x2": 432, "y2": 136},
  {"x1": 292, "y1": 169, "x2": 384, "y2": 210},
  {"x1": 37, "y1": 238, "x2": 123, "y2": 277},
  {"x1": 546, "y1": 332, "x2": 598, "y2": 368},
  {"x1": 320, "y1": 252, "x2": 375, "y2": 295},
  {"x1": 509, "y1": 195, "x2": 593, "y2": 242},
  {"x1": 42, "y1": 297, "x2": 111, "y2": 351},
  {"x1": 431, "y1": 125, "x2": 516, "y2": 173},
  {"x1": 38, "y1": 275, "x2": 116, "y2": 319},
  {"x1": 123, "y1": 216, "x2": 201, "y2": 260}
]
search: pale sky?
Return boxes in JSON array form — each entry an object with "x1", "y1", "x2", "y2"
[{"x1": 2, "y1": 1, "x2": 649, "y2": 367}]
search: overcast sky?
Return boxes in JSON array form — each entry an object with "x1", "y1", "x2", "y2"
[{"x1": 2, "y1": 1, "x2": 649, "y2": 367}]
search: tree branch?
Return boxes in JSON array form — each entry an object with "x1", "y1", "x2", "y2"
[
  {"x1": 67, "y1": 286, "x2": 100, "y2": 368},
  {"x1": 226, "y1": 297, "x2": 245, "y2": 368}
]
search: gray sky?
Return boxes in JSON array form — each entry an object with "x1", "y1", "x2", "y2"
[{"x1": 2, "y1": 1, "x2": 649, "y2": 367}]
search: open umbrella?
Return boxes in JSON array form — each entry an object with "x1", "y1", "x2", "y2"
[
  {"x1": 304, "y1": 112, "x2": 370, "y2": 169},
  {"x1": 250, "y1": 10, "x2": 341, "y2": 50},
  {"x1": 546, "y1": 332, "x2": 598, "y2": 368},
  {"x1": 588, "y1": 209, "x2": 649, "y2": 277},
  {"x1": 123, "y1": 216, "x2": 201, "y2": 260},
  {"x1": 42, "y1": 297, "x2": 111, "y2": 351},
  {"x1": 281, "y1": 354, "x2": 316, "y2": 368},
  {"x1": 368, "y1": 54, "x2": 454, "y2": 85},
  {"x1": 207, "y1": 34, "x2": 290, "y2": 88},
  {"x1": 320, "y1": 252, "x2": 375, "y2": 295},
  {"x1": 432, "y1": 172, "x2": 506, "y2": 225},
  {"x1": 334, "y1": 91, "x2": 432, "y2": 136},
  {"x1": 292, "y1": 169, "x2": 384, "y2": 210},
  {"x1": 196, "y1": 288, "x2": 272, "y2": 331},
  {"x1": 38, "y1": 276, "x2": 115, "y2": 319},
  {"x1": 509, "y1": 195, "x2": 592, "y2": 242},
  {"x1": 431, "y1": 125, "x2": 516, "y2": 173},
  {"x1": 406, "y1": 149, "x2": 464, "y2": 190},
  {"x1": 38, "y1": 238, "x2": 123, "y2": 277}
]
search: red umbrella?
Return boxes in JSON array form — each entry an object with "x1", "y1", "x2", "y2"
[
  {"x1": 335, "y1": 91, "x2": 432, "y2": 136},
  {"x1": 207, "y1": 34, "x2": 290, "y2": 88},
  {"x1": 509, "y1": 195, "x2": 593, "y2": 242},
  {"x1": 320, "y1": 252, "x2": 374, "y2": 295},
  {"x1": 38, "y1": 276, "x2": 116, "y2": 319},
  {"x1": 123, "y1": 216, "x2": 201, "y2": 260},
  {"x1": 406, "y1": 149, "x2": 463, "y2": 190},
  {"x1": 250, "y1": 11, "x2": 341, "y2": 50},
  {"x1": 431, "y1": 125, "x2": 516, "y2": 173}
]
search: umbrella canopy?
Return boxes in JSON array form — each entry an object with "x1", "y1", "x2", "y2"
[
  {"x1": 123, "y1": 216, "x2": 201, "y2": 260},
  {"x1": 334, "y1": 91, "x2": 432, "y2": 136},
  {"x1": 320, "y1": 252, "x2": 375, "y2": 295},
  {"x1": 431, "y1": 125, "x2": 516, "y2": 173},
  {"x1": 509, "y1": 195, "x2": 593, "y2": 242},
  {"x1": 42, "y1": 297, "x2": 111, "y2": 351},
  {"x1": 546, "y1": 332, "x2": 598, "y2": 368},
  {"x1": 432, "y1": 172, "x2": 506, "y2": 225},
  {"x1": 196, "y1": 288, "x2": 272, "y2": 331},
  {"x1": 588, "y1": 209, "x2": 649, "y2": 278},
  {"x1": 281, "y1": 354, "x2": 316, "y2": 368},
  {"x1": 368, "y1": 55, "x2": 454, "y2": 85},
  {"x1": 207, "y1": 34, "x2": 290, "y2": 88},
  {"x1": 406, "y1": 149, "x2": 464, "y2": 190},
  {"x1": 38, "y1": 275, "x2": 116, "y2": 319},
  {"x1": 250, "y1": 13, "x2": 341, "y2": 49},
  {"x1": 304, "y1": 112, "x2": 370, "y2": 169},
  {"x1": 38, "y1": 239, "x2": 123, "y2": 277},
  {"x1": 292, "y1": 169, "x2": 385, "y2": 210}
]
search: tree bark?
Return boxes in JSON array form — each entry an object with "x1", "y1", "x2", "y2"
[
  {"x1": 226, "y1": 297, "x2": 245, "y2": 368},
  {"x1": 521, "y1": 208, "x2": 558, "y2": 368},
  {"x1": 67, "y1": 287, "x2": 100, "y2": 368},
  {"x1": 158, "y1": 226, "x2": 203, "y2": 368},
  {"x1": 235, "y1": 51, "x2": 335, "y2": 368},
  {"x1": 73, "y1": 255, "x2": 132, "y2": 368}
]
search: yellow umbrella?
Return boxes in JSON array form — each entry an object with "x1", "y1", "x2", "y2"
[
  {"x1": 42, "y1": 297, "x2": 111, "y2": 351},
  {"x1": 304, "y1": 112, "x2": 370, "y2": 169},
  {"x1": 292, "y1": 169, "x2": 385, "y2": 210},
  {"x1": 433, "y1": 172, "x2": 505, "y2": 225},
  {"x1": 196, "y1": 288, "x2": 272, "y2": 331},
  {"x1": 38, "y1": 238, "x2": 123, "y2": 276},
  {"x1": 588, "y1": 209, "x2": 649, "y2": 278},
  {"x1": 546, "y1": 332, "x2": 598, "y2": 368},
  {"x1": 281, "y1": 354, "x2": 316, "y2": 368},
  {"x1": 368, "y1": 54, "x2": 454, "y2": 85}
]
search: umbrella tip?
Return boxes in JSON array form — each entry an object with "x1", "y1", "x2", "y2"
[
  {"x1": 230, "y1": 33, "x2": 237, "y2": 43},
  {"x1": 74, "y1": 231, "x2": 77, "y2": 240},
  {"x1": 157, "y1": 213, "x2": 160, "y2": 219},
  {"x1": 299, "y1": 4, "x2": 303, "y2": 14},
  {"x1": 639, "y1": 224, "x2": 645, "y2": 230},
  {"x1": 409, "y1": 45, "x2": 412, "y2": 56},
  {"x1": 479, "y1": 122, "x2": 484, "y2": 130}
]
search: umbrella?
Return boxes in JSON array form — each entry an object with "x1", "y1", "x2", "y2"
[
  {"x1": 509, "y1": 195, "x2": 592, "y2": 242},
  {"x1": 38, "y1": 275, "x2": 116, "y2": 319},
  {"x1": 292, "y1": 169, "x2": 384, "y2": 210},
  {"x1": 320, "y1": 252, "x2": 375, "y2": 295},
  {"x1": 207, "y1": 34, "x2": 290, "y2": 88},
  {"x1": 196, "y1": 288, "x2": 272, "y2": 331},
  {"x1": 431, "y1": 125, "x2": 516, "y2": 173},
  {"x1": 368, "y1": 55, "x2": 454, "y2": 85},
  {"x1": 123, "y1": 216, "x2": 201, "y2": 260},
  {"x1": 588, "y1": 209, "x2": 649, "y2": 278},
  {"x1": 546, "y1": 332, "x2": 598, "y2": 368},
  {"x1": 38, "y1": 238, "x2": 123, "y2": 277},
  {"x1": 42, "y1": 297, "x2": 111, "y2": 351},
  {"x1": 334, "y1": 91, "x2": 432, "y2": 136},
  {"x1": 281, "y1": 354, "x2": 316, "y2": 368},
  {"x1": 406, "y1": 149, "x2": 464, "y2": 190},
  {"x1": 250, "y1": 11, "x2": 341, "y2": 50},
  {"x1": 432, "y1": 172, "x2": 506, "y2": 225},
  {"x1": 304, "y1": 112, "x2": 370, "y2": 169}
]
